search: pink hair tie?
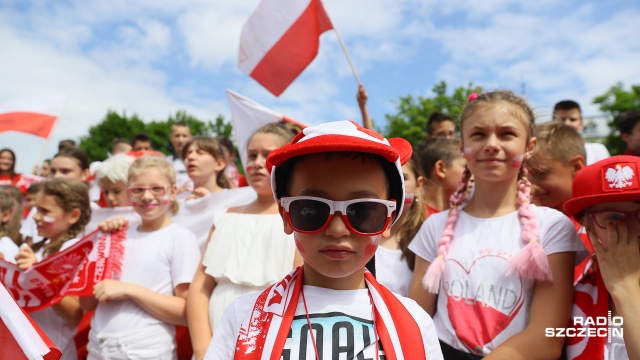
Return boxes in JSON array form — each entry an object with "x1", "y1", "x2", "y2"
[{"x1": 468, "y1": 93, "x2": 478, "y2": 102}]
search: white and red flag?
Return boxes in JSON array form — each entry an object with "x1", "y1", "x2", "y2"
[
  {"x1": 226, "y1": 89, "x2": 306, "y2": 170},
  {"x1": 0, "y1": 228, "x2": 125, "y2": 312},
  {"x1": 238, "y1": 0, "x2": 333, "y2": 96},
  {"x1": 0, "y1": 95, "x2": 65, "y2": 139},
  {"x1": 0, "y1": 282, "x2": 62, "y2": 360}
]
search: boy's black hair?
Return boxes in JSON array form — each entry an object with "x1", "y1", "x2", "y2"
[
  {"x1": 131, "y1": 132, "x2": 154, "y2": 147},
  {"x1": 553, "y1": 100, "x2": 581, "y2": 114},
  {"x1": 26, "y1": 182, "x2": 42, "y2": 195},
  {"x1": 617, "y1": 110, "x2": 640, "y2": 134},
  {"x1": 426, "y1": 112, "x2": 454, "y2": 135},
  {"x1": 58, "y1": 139, "x2": 77, "y2": 151},
  {"x1": 54, "y1": 147, "x2": 90, "y2": 170}
]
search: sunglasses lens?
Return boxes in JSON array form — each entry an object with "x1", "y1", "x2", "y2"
[
  {"x1": 346, "y1": 201, "x2": 388, "y2": 234},
  {"x1": 289, "y1": 199, "x2": 331, "y2": 232}
]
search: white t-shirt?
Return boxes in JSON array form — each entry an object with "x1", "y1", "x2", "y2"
[
  {"x1": 375, "y1": 246, "x2": 413, "y2": 297},
  {"x1": 167, "y1": 155, "x2": 193, "y2": 195},
  {"x1": 91, "y1": 223, "x2": 200, "y2": 339},
  {"x1": 205, "y1": 285, "x2": 444, "y2": 360},
  {"x1": 409, "y1": 205, "x2": 583, "y2": 355},
  {"x1": 30, "y1": 237, "x2": 81, "y2": 360},
  {"x1": 585, "y1": 142, "x2": 610, "y2": 165},
  {"x1": 0, "y1": 236, "x2": 19, "y2": 263}
]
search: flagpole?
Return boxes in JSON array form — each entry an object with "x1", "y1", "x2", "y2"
[{"x1": 332, "y1": 28, "x2": 361, "y2": 85}]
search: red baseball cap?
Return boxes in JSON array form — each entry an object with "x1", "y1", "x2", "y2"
[
  {"x1": 267, "y1": 120, "x2": 412, "y2": 223},
  {"x1": 564, "y1": 155, "x2": 640, "y2": 218}
]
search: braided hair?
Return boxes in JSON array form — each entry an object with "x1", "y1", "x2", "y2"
[{"x1": 422, "y1": 90, "x2": 551, "y2": 294}]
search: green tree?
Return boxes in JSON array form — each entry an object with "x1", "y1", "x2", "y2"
[
  {"x1": 79, "y1": 110, "x2": 232, "y2": 161},
  {"x1": 383, "y1": 81, "x2": 483, "y2": 146},
  {"x1": 593, "y1": 83, "x2": 640, "y2": 155},
  {"x1": 79, "y1": 110, "x2": 146, "y2": 161}
]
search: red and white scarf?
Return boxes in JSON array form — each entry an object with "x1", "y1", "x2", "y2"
[
  {"x1": 566, "y1": 220, "x2": 608, "y2": 360},
  {"x1": 234, "y1": 266, "x2": 427, "y2": 360}
]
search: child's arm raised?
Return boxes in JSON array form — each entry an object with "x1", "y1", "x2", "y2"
[
  {"x1": 187, "y1": 225, "x2": 218, "y2": 360},
  {"x1": 408, "y1": 256, "x2": 438, "y2": 316},
  {"x1": 484, "y1": 252, "x2": 575, "y2": 360}
]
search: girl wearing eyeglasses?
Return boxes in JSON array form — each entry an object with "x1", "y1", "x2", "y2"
[
  {"x1": 82, "y1": 155, "x2": 201, "y2": 359},
  {"x1": 408, "y1": 91, "x2": 584, "y2": 359},
  {"x1": 563, "y1": 155, "x2": 640, "y2": 360},
  {"x1": 187, "y1": 123, "x2": 302, "y2": 360},
  {"x1": 15, "y1": 179, "x2": 92, "y2": 360}
]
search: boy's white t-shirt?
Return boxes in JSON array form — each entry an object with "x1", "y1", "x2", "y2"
[
  {"x1": 167, "y1": 155, "x2": 194, "y2": 196},
  {"x1": 204, "y1": 285, "x2": 444, "y2": 360},
  {"x1": 584, "y1": 142, "x2": 610, "y2": 165},
  {"x1": 0, "y1": 236, "x2": 19, "y2": 263},
  {"x1": 375, "y1": 246, "x2": 413, "y2": 297},
  {"x1": 91, "y1": 223, "x2": 200, "y2": 338},
  {"x1": 409, "y1": 205, "x2": 583, "y2": 356},
  {"x1": 30, "y1": 237, "x2": 81, "y2": 360}
]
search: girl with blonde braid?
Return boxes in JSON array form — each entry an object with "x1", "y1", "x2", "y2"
[{"x1": 408, "y1": 91, "x2": 584, "y2": 359}]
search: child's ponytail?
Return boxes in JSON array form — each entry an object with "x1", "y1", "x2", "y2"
[
  {"x1": 422, "y1": 167, "x2": 472, "y2": 293},
  {"x1": 507, "y1": 168, "x2": 553, "y2": 281}
]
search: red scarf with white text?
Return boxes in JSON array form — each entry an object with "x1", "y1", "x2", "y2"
[{"x1": 233, "y1": 266, "x2": 427, "y2": 360}]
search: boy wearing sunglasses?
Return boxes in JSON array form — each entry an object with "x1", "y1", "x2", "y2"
[
  {"x1": 563, "y1": 155, "x2": 640, "y2": 360},
  {"x1": 204, "y1": 121, "x2": 443, "y2": 359}
]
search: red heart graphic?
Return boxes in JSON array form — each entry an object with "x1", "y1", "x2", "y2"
[{"x1": 444, "y1": 255, "x2": 525, "y2": 353}]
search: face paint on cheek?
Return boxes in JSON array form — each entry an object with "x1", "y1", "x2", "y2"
[
  {"x1": 512, "y1": 154, "x2": 525, "y2": 168},
  {"x1": 463, "y1": 147, "x2": 473, "y2": 161},
  {"x1": 43, "y1": 216, "x2": 55, "y2": 226},
  {"x1": 245, "y1": 165, "x2": 254, "y2": 174},
  {"x1": 404, "y1": 193, "x2": 415, "y2": 206},
  {"x1": 364, "y1": 235, "x2": 379, "y2": 255},
  {"x1": 161, "y1": 194, "x2": 170, "y2": 205}
]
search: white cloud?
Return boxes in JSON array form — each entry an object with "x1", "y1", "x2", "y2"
[{"x1": 1, "y1": 0, "x2": 639, "y2": 172}]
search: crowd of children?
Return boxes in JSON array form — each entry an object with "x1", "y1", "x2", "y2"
[{"x1": 0, "y1": 95, "x2": 638, "y2": 360}]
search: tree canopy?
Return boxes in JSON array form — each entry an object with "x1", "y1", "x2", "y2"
[
  {"x1": 79, "y1": 110, "x2": 232, "y2": 161},
  {"x1": 383, "y1": 81, "x2": 483, "y2": 147},
  {"x1": 594, "y1": 83, "x2": 640, "y2": 155}
]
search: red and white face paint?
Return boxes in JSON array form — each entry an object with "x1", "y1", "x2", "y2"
[
  {"x1": 512, "y1": 154, "x2": 525, "y2": 168},
  {"x1": 463, "y1": 147, "x2": 473, "y2": 161}
]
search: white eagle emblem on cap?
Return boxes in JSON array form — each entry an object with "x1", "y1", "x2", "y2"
[{"x1": 605, "y1": 164, "x2": 635, "y2": 189}]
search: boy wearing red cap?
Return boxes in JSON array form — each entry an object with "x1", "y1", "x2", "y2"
[
  {"x1": 563, "y1": 155, "x2": 640, "y2": 360},
  {"x1": 203, "y1": 121, "x2": 443, "y2": 359}
]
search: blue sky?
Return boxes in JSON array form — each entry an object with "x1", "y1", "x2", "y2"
[{"x1": 1, "y1": 0, "x2": 639, "y2": 173}]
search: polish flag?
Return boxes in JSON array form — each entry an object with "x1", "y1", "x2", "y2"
[
  {"x1": 0, "y1": 95, "x2": 65, "y2": 139},
  {"x1": 226, "y1": 89, "x2": 306, "y2": 170},
  {"x1": 0, "y1": 283, "x2": 61, "y2": 360},
  {"x1": 238, "y1": 0, "x2": 333, "y2": 96}
]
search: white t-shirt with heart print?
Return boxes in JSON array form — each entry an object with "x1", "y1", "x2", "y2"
[{"x1": 409, "y1": 205, "x2": 583, "y2": 356}]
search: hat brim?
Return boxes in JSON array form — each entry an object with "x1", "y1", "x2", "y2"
[
  {"x1": 267, "y1": 134, "x2": 411, "y2": 168},
  {"x1": 564, "y1": 192, "x2": 640, "y2": 219}
]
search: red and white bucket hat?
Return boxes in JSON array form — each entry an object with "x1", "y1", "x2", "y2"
[
  {"x1": 266, "y1": 120, "x2": 412, "y2": 223},
  {"x1": 564, "y1": 155, "x2": 640, "y2": 218}
]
